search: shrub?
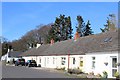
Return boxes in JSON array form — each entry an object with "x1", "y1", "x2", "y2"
[
  {"x1": 114, "y1": 72, "x2": 120, "y2": 78},
  {"x1": 102, "y1": 71, "x2": 108, "y2": 78},
  {"x1": 89, "y1": 71, "x2": 94, "y2": 75},
  {"x1": 68, "y1": 68, "x2": 83, "y2": 74},
  {"x1": 96, "y1": 73, "x2": 102, "y2": 78},
  {"x1": 68, "y1": 69, "x2": 73, "y2": 74},
  {"x1": 56, "y1": 67, "x2": 65, "y2": 71}
]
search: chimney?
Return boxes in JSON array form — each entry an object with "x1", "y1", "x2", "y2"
[
  {"x1": 7, "y1": 48, "x2": 13, "y2": 53},
  {"x1": 7, "y1": 48, "x2": 10, "y2": 53},
  {"x1": 74, "y1": 32, "x2": 80, "y2": 41},
  {"x1": 50, "y1": 38, "x2": 54, "y2": 45},
  {"x1": 11, "y1": 49, "x2": 13, "y2": 51},
  {"x1": 36, "y1": 43, "x2": 41, "y2": 48}
]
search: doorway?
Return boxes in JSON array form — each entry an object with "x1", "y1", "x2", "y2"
[{"x1": 111, "y1": 56, "x2": 118, "y2": 77}]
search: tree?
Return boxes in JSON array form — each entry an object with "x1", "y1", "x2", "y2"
[
  {"x1": 10, "y1": 39, "x2": 27, "y2": 51},
  {"x1": 84, "y1": 20, "x2": 93, "y2": 36},
  {"x1": 9, "y1": 24, "x2": 52, "y2": 51},
  {"x1": 100, "y1": 14, "x2": 117, "y2": 32},
  {"x1": 66, "y1": 16, "x2": 73, "y2": 39},
  {"x1": 0, "y1": 37, "x2": 11, "y2": 56},
  {"x1": 47, "y1": 14, "x2": 73, "y2": 43},
  {"x1": 37, "y1": 24, "x2": 52, "y2": 44},
  {"x1": 76, "y1": 15, "x2": 85, "y2": 37}
]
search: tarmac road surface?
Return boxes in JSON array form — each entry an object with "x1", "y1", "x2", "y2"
[{"x1": 2, "y1": 65, "x2": 76, "y2": 78}]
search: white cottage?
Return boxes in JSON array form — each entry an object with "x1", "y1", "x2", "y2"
[
  {"x1": 21, "y1": 30, "x2": 119, "y2": 78},
  {"x1": 1, "y1": 49, "x2": 22, "y2": 63}
]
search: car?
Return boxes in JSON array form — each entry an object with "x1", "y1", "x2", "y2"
[
  {"x1": 15, "y1": 58, "x2": 25, "y2": 66},
  {"x1": 25, "y1": 60, "x2": 37, "y2": 67}
]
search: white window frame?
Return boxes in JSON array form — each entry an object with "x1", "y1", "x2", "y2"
[
  {"x1": 73, "y1": 57, "x2": 76, "y2": 64},
  {"x1": 61, "y1": 57, "x2": 66, "y2": 65},
  {"x1": 92, "y1": 57, "x2": 96, "y2": 69}
]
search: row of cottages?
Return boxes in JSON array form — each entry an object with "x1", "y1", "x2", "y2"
[
  {"x1": 20, "y1": 30, "x2": 119, "y2": 78},
  {"x1": 1, "y1": 49, "x2": 22, "y2": 63}
]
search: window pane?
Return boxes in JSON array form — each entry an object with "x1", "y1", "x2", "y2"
[
  {"x1": 80, "y1": 61, "x2": 83, "y2": 67},
  {"x1": 92, "y1": 61, "x2": 95, "y2": 68},
  {"x1": 112, "y1": 58, "x2": 117, "y2": 68},
  {"x1": 39, "y1": 58, "x2": 41, "y2": 63},
  {"x1": 92, "y1": 57, "x2": 95, "y2": 60},
  {"x1": 73, "y1": 58, "x2": 75, "y2": 64},
  {"x1": 61, "y1": 57, "x2": 66, "y2": 65},
  {"x1": 47, "y1": 58, "x2": 49, "y2": 64},
  {"x1": 112, "y1": 69, "x2": 117, "y2": 77},
  {"x1": 53, "y1": 57, "x2": 55, "y2": 64}
]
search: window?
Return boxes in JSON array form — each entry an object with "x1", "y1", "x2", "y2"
[
  {"x1": 92, "y1": 57, "x2": 95, "y2": 60},
  {"x1": 61, "y1": 57, "x2": 66, "y2": 65},
  {"x1": 92, "y1": 61, "x2": 95, "y2": 68},
  {"x1": 53, "y1": 57, "x2": 55, "y2": 64},
  {"x1": 112, "y1": 69, "x2": 117, "y2": 77},
  {"x1": 111, "y1": 57, "x2": 117, "y2": 77},
  {"x1": 112, "y1": 58, "x2": 117, "y2": 68},
  {"x1": 92, "y1": 57, "x2": 96, "y2": 69},
  {"x1": 39, "y1": 58, "x2": 41, "y2": 63},
  {"x1": 47, "y1": 58, "x2": 49, "y2": 64},
  {"x1": 80, "y1": 61, "x2": 83, "y2": 67},
  {"x1": 104, "y1": 37, "x2": 112, "y2": 42},
  {"x1": 73, "y1": 58, "x2": 75, "y2": 64},
  {"x1": 80, "y1": 57, "x2": 83, "y2": 67}
]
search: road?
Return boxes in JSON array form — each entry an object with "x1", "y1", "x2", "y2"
[{"x1": 2, "y1": 65, "x2": 76, "y2": 78}]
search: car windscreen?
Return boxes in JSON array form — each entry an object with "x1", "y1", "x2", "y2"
[
  {"x1": 19, "y1": 59, "x2": 25, "y2": 61},
  {"x1": 30, "y1": 60, "x2": 36, "y2": 63}
]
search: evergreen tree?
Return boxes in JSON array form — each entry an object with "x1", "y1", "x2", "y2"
[
  {"x1": 76, "y1": 15, "x2": 85, "y2": 37},
  {"x1": 84, "y1": 20, "x2": 93, "y2": 36},
  {"x1": 47, "y1": 14, "x2": 73, "y2": 43},
  {"x1": 67, "y1": 16, "x2": 73, "y2": 39},
  {"x1": 100, "y1": 14, "x2": 117, "y2": 32}
]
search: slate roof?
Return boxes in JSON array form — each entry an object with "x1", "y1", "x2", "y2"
[
  {"x1": 21, "y1": 44, "x2": 49, "y2": 56},
  {"x1": 8, "y1": 51, "x2": 23, "y2": 57},
  {"x1": 21, "y1": 30, "x2": 119, "y2": 56}
]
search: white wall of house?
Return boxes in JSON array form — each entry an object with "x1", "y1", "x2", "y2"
[
  {"x1": 23, "y1": 56, "x2": 37, "y2": 62},
  {"x1": 1, "y1": 53, "x2": 13, "y2": 63},
  {"x1": 1, "y1": 53, "x2": 19, "y2": 63},
  {"x1": 69, "y1": 55, "x2": 86, "y2": 72},
  {"x1": 1, "y1": 54, "x2": 8, "y2": 61},
  {"x1": 118, "y1": 53, "x2": 120, "y2": 75},
  {"x1": 22, "y1": 51, "x2": 119, "y2": 78},
  {"x1": 85, "y1": 51, "x2": 118, "y2": 78},
  {"x1": 37, "y1": 55, "x2": 68, "y2": 70}
]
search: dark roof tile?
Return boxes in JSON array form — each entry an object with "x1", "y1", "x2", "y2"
[{"x1": 21, "y1": 30, "x2": 118, "y2": 56}]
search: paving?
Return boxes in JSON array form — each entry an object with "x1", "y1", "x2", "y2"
[{"x1": 2, "y1": 65, "x2": 77, "y2": 78}]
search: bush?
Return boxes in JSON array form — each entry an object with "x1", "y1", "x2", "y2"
[
  {"x1": 114, "y1": 72, "x2": 120, "y2": 78},
  {"x1": 102, "y1": 71, "x2": 108, "y2": 78},
  {"x1": 56, "y1": 67, "x2": 65, "y2": 71},
  {"x1": 68, "y1": 68, "x2": 83, "y2": 74},
  {"x1": 89, "y1": 72, "x2": 94, "y2": 75},
  {"x1": 96, "y1": 73, "x2": 102, "y2": 78}
]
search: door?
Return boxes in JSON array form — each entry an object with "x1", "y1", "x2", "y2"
[{"x1": 111, "y1": 56, "x2": 118, "y2": 77}]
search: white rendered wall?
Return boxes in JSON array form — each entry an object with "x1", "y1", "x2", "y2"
[{"x1": 85, "y1": 51, "x2": 118, "y2": 78}]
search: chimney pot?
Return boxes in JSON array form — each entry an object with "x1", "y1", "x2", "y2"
[
  {"x1": 74, "y1": 32, "x2": 80, "y2": 41},
  {"x1": 51, "y1": 39, "x2": 54, "y2": 45},
  {"x1": 36, "y1": 43, "x2": 41, "y2": 48}
]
